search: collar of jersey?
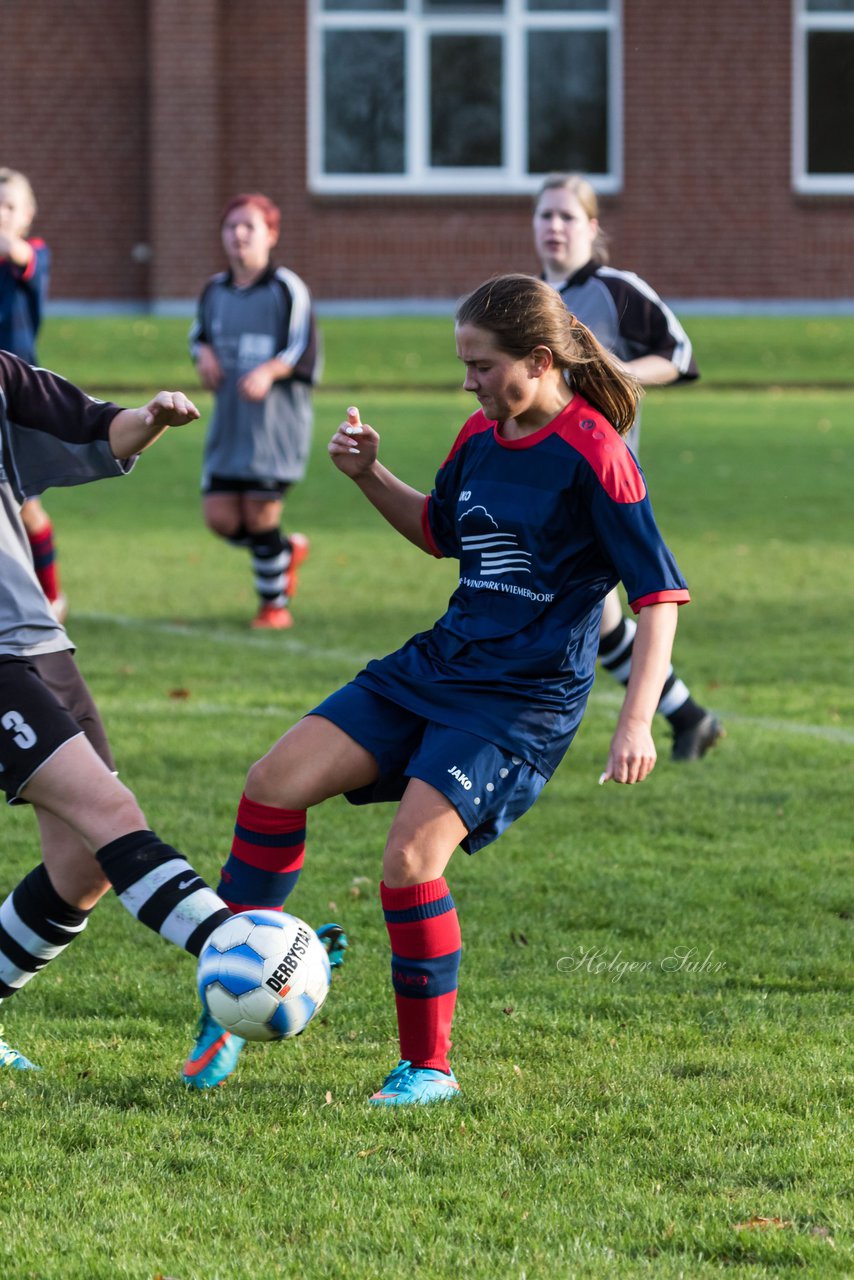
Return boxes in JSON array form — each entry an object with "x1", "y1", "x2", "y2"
[{"x1": 492, "y1": 397, "x2": 579, "y2": 449}]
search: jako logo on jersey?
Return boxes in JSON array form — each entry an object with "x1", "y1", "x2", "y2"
[
  {"x1": 459, "y1": 505, "x2": 532, "y2": 577},
  {"x1": 265, "y1": 925, "x2": 312, "y2": 995},
  {"x1": 448, "y1": 765, "x2": 473, "y2": 790}
]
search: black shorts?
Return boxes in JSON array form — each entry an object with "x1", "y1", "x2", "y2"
[
  {"x1": 203, "y1": 475, "x2": 290, "y2": 500},
  {"x1": 0, "y1": 652, "x2": 114, "y2": 803}
]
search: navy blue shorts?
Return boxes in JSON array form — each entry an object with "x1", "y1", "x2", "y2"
[{"x1": 309, "y1": 682, "x2": 548, "y2": 854}]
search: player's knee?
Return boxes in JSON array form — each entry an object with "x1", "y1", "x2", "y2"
[
  {"x1": 104, "y1": 781, "x2": 148, "y2": 834},
  {"x1": 244, "y1": 755, "x2": 285, "y2": 808},
  {"x1": 204, "y1": 511, "x2": 241, "y2": 538},
  {"x1": 382, "y1": 841, "x2": 427, "y2": 888},
  {"x1": 243, "y1": 511, "x2": 279, "y2": 537}
]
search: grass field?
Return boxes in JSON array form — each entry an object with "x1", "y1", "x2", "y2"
[{"x1": 1, "y1": 316, "x2": 851, "y2": 1279}]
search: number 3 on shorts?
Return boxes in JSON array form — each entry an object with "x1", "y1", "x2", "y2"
[{"x1": 2, "y1": 710, "x2": 38, "y2": 750}]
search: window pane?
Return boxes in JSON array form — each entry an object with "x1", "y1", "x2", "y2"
[
  {"x1": 527, "y1": 30, "x2": 608, "y2": 173},
  {"x1": 425, "y1": 1, "x2": 503, "y2": 10},
  {"x1": 528, "y1": 0, "x2": 608, "y2": 10},
  {"x1": 806, "y1": 1, "x2": 854, "y2": 11},
  {"x1": 430, "y1": 35, "x2": 503, "y2": 166},
  {"x1": 807, "y1": 32, "x2": 854, "y2": 172},
  {"x1": 323, "y1": 30, "x2": 406, "y2": 173},
  {"x1": 323, "y1": 1, "x2": 404, "y2": 10}
]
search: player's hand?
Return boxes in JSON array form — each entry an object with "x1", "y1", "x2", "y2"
[
  {"x1": 139, "y1": 391, "x2": 201, "y2": 429},
  {"x1": 238, "y1": 364, "x2": 276, "y2": 402},
  {"x1": 195, "y1": 344, "x2": 223, "y2": 391},
  {"x1": 328, "y1": 406, "x2": 379, "y2": 477},
  {"x1": 599, "y1": 717, "x2": 657, "y2": 786}
]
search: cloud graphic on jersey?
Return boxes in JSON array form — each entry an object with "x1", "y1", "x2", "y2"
[
  {"x1": 460, "y1": 504, "x2": 532, "y2": 577},
  {"x1": 460, "y1": 505, "x2": 497, "y2": 529}
]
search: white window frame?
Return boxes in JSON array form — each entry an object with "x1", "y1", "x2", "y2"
[
  {"x1": 308, "y1": 0, "x2": 622, "y2": 195},
  {"x1": 792, "y1": 0, "x2": 854, "y2": 193}
]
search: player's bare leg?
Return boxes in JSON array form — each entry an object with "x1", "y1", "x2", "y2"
[
  {"x1": 185, "y1": 716, "x2": 374, "y2": 1090},
  {"x1": 36, "y1": 808, "x2": 111, "y2": 910},
  {"x1": 21, "y1": 733, "x2": 147, "y2": 853},
  {"x1": 245, "y1": 715, "x2": 380, "y2": 810}
]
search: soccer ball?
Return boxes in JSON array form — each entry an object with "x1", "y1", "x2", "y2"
[{"x1": 197, "y1": 910, "x2": 331, "y2": 1042}]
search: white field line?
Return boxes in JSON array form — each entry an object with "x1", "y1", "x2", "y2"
[
  {"x1": 72, "y1": 611, "x2": 371, "y2": 665},
  {"x1": 76, "y1": 612, "x2": 854, "y2": 745}
]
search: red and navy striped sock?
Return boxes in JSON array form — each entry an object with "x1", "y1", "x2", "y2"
[
  {"x1": 27, "y1": 522, "x2": 61, "y2": 603},
  {"x1": 381, "y1": 877, "x2": 461, "y2": 1073},
  {"x1": 217, "y1": 793, "x2": 306, "y2": 912}
]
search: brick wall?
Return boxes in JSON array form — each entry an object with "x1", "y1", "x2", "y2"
[
  {"x1": 5, "y1": 0, "x2": 853, "y2": 303},
  {"x1": 4, "y1": 0, "x2": 149, "y2": 300}
]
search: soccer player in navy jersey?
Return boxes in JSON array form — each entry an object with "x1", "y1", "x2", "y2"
[
  {"x1": 0, "y1": 168, "x2": 66, "y2": 622},
  {"x1": 533, "y1": 172, "x2": 722, "y2": 762},
  {"x1": 0, "y1": 354, "x2": 236, "y2": 1074},
  {"x1": 183, "y1": 274, "x2": 690, "y2": 1104}
]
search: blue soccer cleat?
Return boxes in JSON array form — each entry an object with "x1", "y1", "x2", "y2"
[
  {"x1": 316, "y1": 922, "x2": 348, "y2": 969},
  {"x1": 182, "y1": 1009, "x2": 246, "y2": 1090},
  {"x1": 369, "y1": 1059, "x2": 461, "y2": 1106},
  {"x1": 0, "y1": 1025, "x2": 40, "y2": 1071}
]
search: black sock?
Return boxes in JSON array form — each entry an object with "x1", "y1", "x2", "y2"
[
  {"x1": 96, "y1": 830, "x2": 231, "y2": 958},
  {"x1": 0, "y1": 864, "x2": 92, "y2": 998}
]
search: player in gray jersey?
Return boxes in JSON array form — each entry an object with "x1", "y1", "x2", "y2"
[
  {"x1": 532, "y1": 173, "x2": 722, "y2": 762},
  {"x1": 190, "y1": 193, "x2": 319, "y2": 630},
  {"x1": 0, "y1": 351, "x2": 235, "y2": 1076}
]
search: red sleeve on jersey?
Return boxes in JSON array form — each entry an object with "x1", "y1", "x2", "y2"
[
  {"x1": 629, "y1": 588, "x2": 691, "y2": 612},
  {"x1": 18, "y1": 239, "x2": 43, "y2": 282},
  {"x1": 422, "y1": 495, "x2": 443, "y2": 558},
  {"x1": 558, "y1": 402, "x2": 647, "y2": 504},
  {"x1": 436, "y1": 411, "x2": 493, "y2": 470}
]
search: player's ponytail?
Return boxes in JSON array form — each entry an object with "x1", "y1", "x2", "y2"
[
  {"x1": 456, "y1": 274, "x2": 640, "y2": 436},
  {"x1": 562, "y1": 314, "x2": 641, "y2": 435}
]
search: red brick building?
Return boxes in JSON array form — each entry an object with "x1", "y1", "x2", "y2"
[{"x1": 5, "y1": 0, "x2": 854, "y2": 306}]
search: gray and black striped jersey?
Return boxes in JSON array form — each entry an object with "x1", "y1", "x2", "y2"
[
  {"x1": 555, "y1": 260, "x2": 699, "y2": 381},
  {"x1": 190, "y1": 265, "x2": 318, "y2": 487},
  {"x1": 0, "y1": 351, "x2": 124, "y2": 657}
]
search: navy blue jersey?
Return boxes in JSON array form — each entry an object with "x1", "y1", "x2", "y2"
[
  {"x1": 0, "y1": 238, "x2": 50, "y2": 363},
  {"x1": 354, "y1": 395, "x2": 689, "y2": 777}
]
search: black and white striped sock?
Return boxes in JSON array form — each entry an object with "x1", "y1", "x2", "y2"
[
  {"x1": 96, "y1": 830, "x2": 231, "y2": 957},
  {"x1": 250, "y1": 530, "x2": 289, "y2": 607},
  {"x1": 598, "y1": 616, "x2": 704, "y2": 730},
  {"x1": 0, "y1": 864, "x2": 92, "y2": 998}
]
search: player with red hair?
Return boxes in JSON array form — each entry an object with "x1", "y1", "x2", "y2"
[{"x1": 190, "y1": 193, "x2": 318, "y2": 630}]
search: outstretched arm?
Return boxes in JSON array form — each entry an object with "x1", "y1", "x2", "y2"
[
  {"x1": 108, "y1": 392, "x2": 200, "y2": 460},
  {"x1": 600, "y1": 601, "x2": 678, "y2": 784},
  {"x1": 617, "y1": 354, "x2": 680, "y2": 386},
  {"x1": 328, "y1": 406, "x2": 431, "y2": 552}
]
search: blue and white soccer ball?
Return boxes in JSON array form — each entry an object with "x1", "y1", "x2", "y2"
[{"x1": 197, "y1": 910, "x2": 331, "y2": 1042}]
